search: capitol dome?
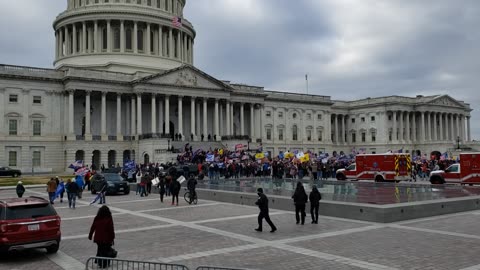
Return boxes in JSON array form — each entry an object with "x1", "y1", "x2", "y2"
[{"x1": 53, "y1": 0, "x2": 195, "y2": 74}]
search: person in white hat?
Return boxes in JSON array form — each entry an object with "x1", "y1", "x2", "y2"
[{"x1": 16, "y1": 181, "x2": 25, "y2": 198}]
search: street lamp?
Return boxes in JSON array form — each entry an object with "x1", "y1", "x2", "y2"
[{"x1": 457, "y1": 136, "x2": 461, "y2": 150}]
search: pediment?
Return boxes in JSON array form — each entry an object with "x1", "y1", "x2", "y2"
[
  {"x1": 139, "y1": 66, "x2": 230, "y2": 91},
  {"x1": 428, "y1": 95, "x2": 464, "y2": 108}
]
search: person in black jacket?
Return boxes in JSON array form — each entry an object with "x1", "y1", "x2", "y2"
[
  {"x1": 170, "y1": 178, "x2": 181, "y2": 206},
  {"x1": 16, "y1": 181, "x2": 25, "y2": 198},
  {"x1": 157, "y1": 176, "x2": 166, "y2": 203},
  {"x1": 292, "y1": 182, "x2": 308, "y2": 225},
  {"x1": 255, "y1": 188, "x2": 277, "y2": 233},
  {"x1": 65, "y1": 178, "x2": 80, "y2": 209},
  {"x1": 309, "y1": 185, "x2": 322, "y2": 224}
]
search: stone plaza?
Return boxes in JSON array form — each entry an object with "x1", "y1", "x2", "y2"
[{"x1": 3, "y1": 186, "x2": 480, "y2": 270}]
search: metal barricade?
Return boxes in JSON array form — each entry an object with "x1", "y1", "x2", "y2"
[
  {"x1": 196, "y1": 267, "x2": 248, "y2": 270},
  {"x1": 85, "y1": 257, "x2": 190, "y2": 270}
]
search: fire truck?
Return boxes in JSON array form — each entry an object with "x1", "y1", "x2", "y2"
[
  {"x1": 429, "y1": 153, "x2": 480, "y2": 184},
  {"x1": 336, "y1": 153, "x2": 412, "y2": 182}
]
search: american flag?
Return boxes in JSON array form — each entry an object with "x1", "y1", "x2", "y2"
[{"x1": 172, "y1": 16, "x2": 182, "y2": 28}]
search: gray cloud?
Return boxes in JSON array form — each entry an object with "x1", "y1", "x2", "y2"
[{"x1": 1, "y1": 0, "x2": 479, "y2": 139}]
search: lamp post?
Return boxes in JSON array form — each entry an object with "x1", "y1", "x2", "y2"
[{"x1": 457, "y1": 136, "x2": 460, "y2": 150}]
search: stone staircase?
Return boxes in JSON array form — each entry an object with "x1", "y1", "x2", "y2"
[{"x1": 171, "y1": 141, "x2": 226, "y2": 152}]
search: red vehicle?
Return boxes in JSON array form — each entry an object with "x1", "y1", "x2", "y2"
[
  {"x1": 0, "y1": 196, "x2": 61, "y2": 254},
  {"x1": 430, "y1": 153, "x2": 480, "y2": 184},
  {"x1": 336, "y1": 153, "x2": 412, "y2": 182}
]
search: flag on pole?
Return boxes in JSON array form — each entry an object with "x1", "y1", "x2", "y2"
[
  {"x1": 69, "y1": 160, "x2": 84, "y2": 170},
  {"x1": 172, "y1": 16, "x2": 182, "y2": 28}
]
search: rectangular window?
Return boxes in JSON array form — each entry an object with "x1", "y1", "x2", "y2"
[
  {"x1": 351, "y1": 118, "x2": 355, "y2": 123},
  {"x1": 307, "y1": 113, "x2": 312, "y2": 120},
  {"x1": 361, "y1": 117, "x2": 365, "y2": 122},
  {"x1": 352, "y1": 133, "x2": 356, "y2": 143},
  {"x1": 278, "y1": 129, "x2": 284, "y2": 140},
  {"x1": 266, "y1": 129, "x2": 272, "y2": 140},
  {"x1": 8, "y1": 151, "x2": 17, "y2": 167},
  {"x1": 266, "y1": 111, "x2": 271, "y2": 117},
  {"x1": 9, "y1": 119, "x2": 17, "y2": 135},
  {"x1": 389, "y1": 131, "x2": 392, "y2": 142},
  {"x1": 371, "y1": 116, "x2": 375, "y2": 122},
  {"x1": 33, "y1": 96, "x2": 42, "y2": 104},
  {"x1": 317, "y1": 130, "x2": 323, "y2": 141},
  {"x1": 307, "y1": 130, "x2": 312, "y2": 141},
  {"x1": 317, "y1": 114, "x2": 322, "y2": 120},
  {"x1": 361, "y1": 132, "x2": 366, "y2": 142},
  {"x1": 33, "y1": 151, "x2": 41, "y2": 167},
  {"x1": 372, "y1": 132, "x2": 376, "y2": 142},
  {"x1": 33, "y1": 120, "x2": 41, "y2": 136},
  {"x1": 9, "y1": 94, "x2": 18, "y2": 103},
  {"x1": 388, "y1": 115, "x2": 392, "y2": 121},
  {"x1": 278, "y1": 112, "x2": 283, "y2": 118},
  {"x1": 147, "y1": 0, "x2": 151, "y2": 5}
]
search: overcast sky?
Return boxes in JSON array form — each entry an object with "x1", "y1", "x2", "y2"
[{"x1": 1, "y1": 0, "x2": 479, "y2": 139}]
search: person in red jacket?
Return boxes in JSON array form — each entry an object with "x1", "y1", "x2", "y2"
[{"x1": 89, "y1": 205, "x2": 115, "y2": 268}]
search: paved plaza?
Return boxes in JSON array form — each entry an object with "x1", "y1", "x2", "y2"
[{"x1": 2, "y1": 187, "x2": 480, "y2": 270}]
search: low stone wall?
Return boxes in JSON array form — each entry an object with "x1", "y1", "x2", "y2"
[{"x1": 196, "y1": 188, "x2": 480, "y2": 223}]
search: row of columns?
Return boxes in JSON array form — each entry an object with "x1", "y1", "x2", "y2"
[
  {"x1": 66, "y1": 90, "x2": 259, "y2": 141},
  {"x1": 68, "y1": 0, "x2": 183, "y2": 16},
  {"x1": 331, "y1": 114, "x2": 346, "y2": 144},
  {"x1": 391, "y1": 111, "x2": 470, "y2": 143},
  {"x1": 55, "y1": 20, "x2": 193, "y2": 64}
]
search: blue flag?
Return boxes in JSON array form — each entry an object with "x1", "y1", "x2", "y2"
[{"x1": 123, "y1": 160, "x2": 136, "y2": 172}]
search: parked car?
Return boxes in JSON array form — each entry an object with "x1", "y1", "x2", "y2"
[
  {"x1": 91, "y1": 173, "x2": 130, "y2": 195},
  {"x1": 0, "y1": 196, "x2": 61, "y2": 254},
  {"x1": 0, "y1": 167, "x2": 22, "y2": 178}
]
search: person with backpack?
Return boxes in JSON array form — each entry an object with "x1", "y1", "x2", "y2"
[
  {"x1": 309, "y1": 185, "x2": 322, "y2": 224},
  {"x1": 292, "y1": 181, "x2": 308, "y2": 225}
]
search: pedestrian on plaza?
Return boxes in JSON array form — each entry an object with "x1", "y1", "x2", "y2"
[
  {"x1": 140, "y1": 173, "x2": 148, "y2": 197},
  {"x1": 89, "y1": 205, "x2": 116, "y2": 268},
  {"x1": 187, "y1": 175, "x2": 197, "y2": 204},
  {"x1": 65, "y1": 178, "x2": 80, "y2": 209},
  {"x1": 56, "y1": 177, "x2": 65, "y2": 203},
  {"x1": 16, "y1": 181, "x2": 25, "y2": 198},
  {"x1": 170, "y1": 178, "x2": 181, "y2": 206},
  {"x1": 157, "y1": 176, "x2": 166, "y2": 203},
  {"x1": 255, "y1": 188, "x2": 277, "y2": 233},
  {"x1": 92, "y1": 174, "x2": 108, "y2": 204},
  {"x1": 165, "y1": 174, "x2": 172, "y2": 196},
  {"x1": 146, "y1": 173, "x2": 153, "y2": 194},
  {"x1": 292, "y1": 181, "x2": 308, "y2": 225},
  {"x1": 135, "y1": 171, "x2": 142, "y2": 195},
  {"x1": 47, "y1": 178, "x2": 57, "y2": 204},
  {"x1": 75, "y1": 175, "x2": 85, "y2": 199},
  {"x1": 309, "y1": 185, "x2": 322, "y2": 224}
]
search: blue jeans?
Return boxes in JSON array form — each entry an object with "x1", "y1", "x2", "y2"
[
  {"x1": 99, "y1": 192, "x2": 106, "y2": 204},
  {"x1": 67, "y1": 192, "x2": 77, "y2": 208},
  {"x1": 48, "y1": 192, "x2": 55, "y2": 203},
  {"x1": 317, "y1": 171, "x2": 322, "y2": 180}
]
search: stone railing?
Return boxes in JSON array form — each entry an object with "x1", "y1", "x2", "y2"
[
  {"x1": 221, "y1": 135, "x2": 250, "y2": 141},
  {"x1": 0, "y1": 64, "x2": 62, "y2": 79}
]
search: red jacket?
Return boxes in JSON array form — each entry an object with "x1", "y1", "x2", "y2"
[{"x1": 89, "y1": 216, "x2": 115, "y2": 244}]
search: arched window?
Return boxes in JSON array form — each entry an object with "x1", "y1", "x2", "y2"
[
  {"x1": 137, "y1": 0, "x2": 141, "y2": 4},
  {"x1": 113, "y1": 28, "x2": 120, "y2": 50},
  {"x1": 292, "y1": 125, "x2": 298, "y2": 141},
  {"x1": 102, "y1": 27, "x2": 107, "y2": 50},
  {"x1": 137, "y1": 29, "x2": 144, "y2": 51},
  {"x1": 126, "y1": 28, "x2": 132, "y2": 50},
  {"x1": 147, "y1": 0, "x2": 151, "y2": 6}
]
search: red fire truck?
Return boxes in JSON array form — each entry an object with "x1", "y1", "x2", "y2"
[
  {"x1": 336, "y1": 153, "x2": 412, "y2": 182},
  {"x1": 429, "y1": 153, "x2": 480, "y2": 184}
]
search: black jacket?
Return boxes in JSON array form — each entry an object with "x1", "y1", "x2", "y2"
[
  {"x1": 157, "y1": 178, "x2": 166, "y2": 193},
  {"x1": 187, "y1": 178, "x2": 197, "y2": 190},
  {"x1": 66, "y1": 181, "x2": 80, "y2": 194},
  {"x1": 292, "y1": 189, "x2": 308, "y2": 205},
  {"x1": 170, "y1": 180, "x2": 181, "y2": 195},
  {"x1": 16, "y1": 184, "x2": 25, "y2": 194},
  {"x1": 309, "y1": 191, "x2": 322, "y2": 206},
  {"x1": 255, "y1": 193, "x2": 269, "y2": 213}
]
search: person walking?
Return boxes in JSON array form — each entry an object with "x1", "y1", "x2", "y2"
[
  {"x1": 135, "y1": 171, "x2": 142, "y2": 195},
  {"x1": 65, "y1": 178, "x2": 80, "y2": 209},
  {"x1": 157, "y1": 176, "x2": 166, "y2": 203},
  {"x1": 292, "y1": 182, "x2": 308, "y2": 225},
  {"x1": 88, "y1": 205, "x2": 116, "y2": 268},
  {"x1": 309, "y1": 185, "x2": 322, "y2": 224},
  {"x1": 75, "y1": 175, "x2": 85, "y2": 199},
  {"x1": 47, "y1": 178, "x2": 57, "y2": 204},
  {"x1": 16, "y1": 181, "x2": 25, "y2": 198},
  {"x1": 170, "y1": 178, "x2": 181, "y2": 206},
  {"x1": 56, "y1": 177, "x2": 65, "y2": 203},
  {"x1": 255, "y1": 188, "x2": 277, "y2": 233},
  {"x1": 186, "y1": 175, "x2": 197, "y2": 204}
]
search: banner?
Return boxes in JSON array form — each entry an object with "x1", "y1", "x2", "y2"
[
  {"x1": 69, "y1": 160, "x2": 84, "y2": 170},
  {"x1": 255, "y1": 153, "x2": 265, "y2": 159},
  {"x1": 285, "y1": 152, "x2": 294, "y2": 159},
  {"x1": 300, "y1": 153, "x2": 310, "y2": 163},
  {"x1": 218, "y1": 149, "x2": 224, "y2": 155},
  {"x1": 123, "y1": 160, "x2": 136, "y2": 172},
  {"x1": 295, "y1": 152, "x2": 305, "y2": 159},
  {"x1": 151, "y1": 177, "x2": 160, "y2": 186},
  {"x1": 206, "y1": 154, "x2": 215, "y2": 162},
  {"x1": 75, "y1": 167, "x2": 90, "y2": 176},
  {"x1": 177, "y1": 176, "x2": 186, "y2": 184},
  {"x1": 278, "y1": 152, "x2": 284, "y2": 159}
]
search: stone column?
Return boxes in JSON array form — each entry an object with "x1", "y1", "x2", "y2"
[
  {"x1": 85, "y1": 91, "x2": 91, "y2": 140},
  {"x1": 68, "y1": 90, "x2": 75, "y2": 138},
  {"x1": 158, "y1": 26, "x2": 163, "y2": 56},
  {"x1": 64, "y1": 27, "x2": 69, "y2": 55},
  {"x1": 231, "y1": 103, "x2": 235, "y2": 136},
  {"x1": 405, "y1": 112, "x2": 410, "y2": 142},
  {"x1": 333, "y1": 115, "x2": 338, "y2": 144},
  {"x1": 72, "y1": 24, "x2": 77, "y2": 55},
  {"x1": 146, "y1": 23, "x2": 151, "y2": 55},
  {"x1": 190, "y1": 97, "x2": 196, "y2": 140},
  {"x1": 107, "y1": 20, "x2": 112, "y2": 52},
  {"x1": 0, "y1": 89, "x2": 4, "y2": 136},
  {"x1": 392, "y1": 111, "x2": 397, "y2": 142},
  {"x1": 399, "y1": 111, "x2": 404, "y2": 142},
  {"x1": 131, "y1": 96, "x2": 136, "y2": 136},
  {"x1": 444, "y1": 113, "x2": 449, "y2": 141},
  {"x1": 250, "y1": 104, "x2": 255, "y2": 139},
  {"x1": 176, "y1": 31, "x2": 181, "y2": 59},
  {"x1": 136, "y1": 93, "x2": 142, "y2": 136},
  {"x1": 439, "y1": 113, "x2": 443, "y2": 141},
  {"x1": 226, "y1": 101, "x2": 231, "y2": 136},
  {"x1": 168, "y1": 28, "x2": 173, "y2": 58},
  {"x1": 450, "y1": 114, "x2": 454, "y2": 142},
  {"x1": 101, "y1": 92, "x2": 107, "y2": 140},
  {"x1": 219, "y1": 102, "x2": 224, "y2": 136},
  {"x1": 340, "y1": 115, "x2": 345, "y2": 144},
  {"x1": 116, "y1": 93, "x2": 123, "y2": 141},
  {"x1": 203, "y1": 98, "x2": 208, "y2": 138},
  {"x1": 240, "y1": 103, "x2": 245, "y2": 136},
  {"x1": 59, "y1": 27, "x2": 64, "y2": 57},
  {"x1": 196, "y1": 102, "x2": 201, "y2": 137},
  {"x1": 133, "y1": 21, "x2": 138, "y2": 54},
  {"x1": 82, "y1": 22, "x2": 87, "y2": 54},
  {"x1": 183, "y1": 33, "x2": 187, "y2": 62},
  {"x1": 432, "y1": 112, "x2": 437, "y2": 141},
  {"x1": 467, "y1": 116, "x2": 471, "y2": 142},
  {"x1": 151, "y1": 94, "x2": 156, "y2": 134},
  {"x1": 412, "y1": 113, "x2": 417, "y2": 142},
  {"x1": 178, "y1": 96, "x2": 183, "y2": 139},
  {"x1": 420, "y1": 112, "x2": 425, "y2": 142},
  {"x1": 188, "y1": 37, "x2": 192, "y2": 63},
  {"x1": 94, "y1": 20, "x2": 98, "y2": 53},
  {"x1": 55, "y1": 31, "x2": 59, "y2": 59},
  {"x1": 455, "y1": 114, "x2": 460, "y2": 141},
  {"x1": 214, "y1": 99, "x2": 219, "y2": 140},
  {"x1": 460, "y1": 115, "x2": 465, "y2": 142},
  {"x1": 158, "y1": 96, "x2": 163, "y2": 134},
  {"x1": 426, "y1": 112, "x2": 432, "y2": 141},
  {"x1": 165, "y1": 95, "x2": 170, "y2": 135},
  {"x1": 120, "y1": 20, "x2": 125, "y2": 53}
]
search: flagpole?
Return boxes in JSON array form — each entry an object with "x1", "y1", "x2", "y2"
[{"x1": 305, "y1": 74, "x2": 309, "y2": 94}]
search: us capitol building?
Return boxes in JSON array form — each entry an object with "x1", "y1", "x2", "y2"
[{"x1": 0, "y1": 0, "x2": 474, "y2": 172}]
